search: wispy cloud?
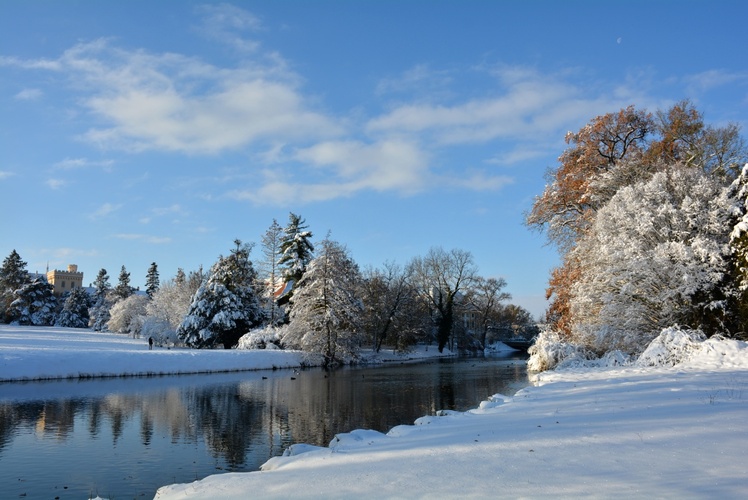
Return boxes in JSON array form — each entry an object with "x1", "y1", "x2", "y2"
[
  {"x1": 14, "y1": 88, "x2": 42, "y2": 101},
  {"x1": 367, "y1": 66, "x2": 643, "y2": 146},
  {"x1": 113, "y1": 233, "x2": 171, "y2": 244},
  {"x1": 90, "y1": 202, "x2": 122, "y2": 220},
  {"x1": 684, "y1": 69, "x2": 748, "y2": 95},
  {"x1": 196, "y1": 3, "x2": 264, "y2": 53},
  {"x1": 46, "y1": 178, "x2": 67, "y2": 190},
  {"x1": 375, "y1": 64, "x2": 453, "y2": 97},
  {"x1": 53, "y1": 157, "x2": 115, "y2": 171},
  {"x1": 229, "y1": 138, "x2": 430, "y2": 204},
  {"x1": 0, "y1": 171, "x2": 14, "y2": 180}
]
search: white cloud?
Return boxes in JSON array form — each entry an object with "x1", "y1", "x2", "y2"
[
  {"x1": 90, "y1": 202, "x2": 122, "y2": 220},
  {"x1": 230, "y1": 138, "x2": 429, "y2": 205},
  {"x1": 367, "y1": 66, "x2": 643, "y2": 146},
  {"x1": 446, "y1": 170, "x2": 514, "y2": 192},
  {"x1": 14, "y1": 88, "x2": 42, "y2": 101},
  {"x1": 27, "y1": 39, "x2": 343, "y2": 154},
  {"x1": 0, "y1": 171, "x2": 14, "y2": 180},
  {"x1": 53, "y1": 157, "x2": 114, "y2": 171},
  {"x1": 196, "y1": 3, "x2": 264, "y2": 53},
  {"x1": 46, "y1": 178, "x2": 67, "y2": 190},
  {"x1": 113, "y1": 233, "x2": 171, "y2": 244},
  {"x1": 375, "y1": 64, "x2": 453, "y2": 96},
  {"x1": 684, "y1": 69, "x2": 748, "y2": 94}
]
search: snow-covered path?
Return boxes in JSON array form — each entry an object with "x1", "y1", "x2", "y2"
[{"x1": 156, "y1": 339, "x2": 748, "y2": 499}]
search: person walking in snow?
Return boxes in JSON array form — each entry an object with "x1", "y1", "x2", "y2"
[{"x1": 148, "y1": 337, "x2": 153, "y2": 350}]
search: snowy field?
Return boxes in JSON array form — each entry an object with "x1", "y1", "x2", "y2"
[
  {"x1": 0, "y1": 325, "x2": 454, "y2": 382},
  {"x1": 155, "y1": 335, "x2": 748, "y2": 499}
]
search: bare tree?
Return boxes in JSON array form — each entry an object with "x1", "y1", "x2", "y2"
[
  {"x1": 408, "y1": 247, "x2": 478, "y2": 352},
  {"x1": 360, "y1": 261, "x2": 424, "y2": 352},
  {"x1": 470, "y1": 276, "x2": 511, "y2": 349}
]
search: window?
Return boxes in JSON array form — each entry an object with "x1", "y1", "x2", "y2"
[{"x1": 61, "y1": 281, "x2": 66, "y2": 288}]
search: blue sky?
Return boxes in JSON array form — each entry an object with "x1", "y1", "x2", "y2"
[{"x1": 1, "y1": 1, "x2": 746, "y2": 318}]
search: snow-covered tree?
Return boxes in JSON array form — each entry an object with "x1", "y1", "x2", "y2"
[
  {"x1": 257, "y1": 218, "x2": 285, "y2": 325},
  {"x1": 143, "y1": 267, "x2": 205, "y2": 345},
  {"x1": 145, "y1": 262, "x2": 160, "y2": 299},
  {"x1": 568, "y1": 166, "x2": 734, "y2": 354},
  {"x1": 8, "y1": 277, "x2": 57, "y2": 326},
  {"x1": 278, "y1": 213, "x2": 314, "y2": 293},
  {"x1": 55, "y1": 287, "x2": 91, "y2": 328},
  {"x1": 113, "y1": 265, "x2": 135, "y2": 301},
  {"x1": 89, "y1": 268, "x2": 112, "y2": 331},
  {"x1": 177, "y1": 241, "x2": 264, "y2": 349},
  {"x1": 282, "y1": 238, "x2": 362, "y2": 365},
  {"x1": 107, "y1": 294, "x2": 149, "y2": 336},
  {"x1": 0, "y1": 250, "x2": 30, "y2": 323}
]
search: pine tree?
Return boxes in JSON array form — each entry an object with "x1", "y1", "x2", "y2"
[
  {"x1": 145, "y1": 262, "x2": 160, "y2": 299},
  {"x1": 0, "y1": 250, "x2": 30, "y2": 323},
  {"x1": 258, "y1": 219, "x2": 285, "y2": 325},
  {"x1": 8, "y1": 277, "x2": 57, "y2": 326},
  {"x1": 89, "y1": 268, "x2": 112, "y2": 331},
  {"x1": 177, "y1": 240, "x2": 264, "y2": 349},
  {"x1": 278, "y1": 213, "x2": 314, "y2": 285},
  {"x1": 56, "y1": 286, "x2": 91, "y2": 328},
  {"x1": 114, "y1": 265, "x2": 135, "y2": 301},
  {"x1": 282, "y1": 238, "x2": 362, "y2": 366}
]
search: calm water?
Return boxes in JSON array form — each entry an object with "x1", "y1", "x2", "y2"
[{"x1": 0, "y1": 353, "x2": 529, "y2": 499}]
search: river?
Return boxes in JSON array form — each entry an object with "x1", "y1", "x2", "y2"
[{"x1": 0, "y1": 352, "x2": 529, "y2": 499}]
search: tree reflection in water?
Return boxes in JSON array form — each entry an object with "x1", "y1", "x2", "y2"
[{"x1": 0, "y1": 353, "x2": 528, "y2": 498}]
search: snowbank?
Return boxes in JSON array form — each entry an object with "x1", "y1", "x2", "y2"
[{"x1": 156, "y1": 334, "x2": 748, "y2": 499}]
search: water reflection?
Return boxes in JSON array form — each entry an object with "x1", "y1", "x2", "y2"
[{"x1": 0, "y1": 353, "x2": 528, "y2": 498}]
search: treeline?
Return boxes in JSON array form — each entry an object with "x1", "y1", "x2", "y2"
[
  {"x1": 527, "y1": 100, "x2": 748, "y2": 369},
  {"x1": 0, "y1": 214, "x2": 536, "y2": 366}
]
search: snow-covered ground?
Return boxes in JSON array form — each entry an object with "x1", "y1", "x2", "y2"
[
  {"x1": 0, "y1": 325, "x2": 455, "y2": 382},
  {"x1": 155, "y1": 334, "x2": 748, "y2": 499}
]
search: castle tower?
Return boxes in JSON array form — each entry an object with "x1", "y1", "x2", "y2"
[{"x1": 46, "y1": 264, "x2": 84, "y2": 296}]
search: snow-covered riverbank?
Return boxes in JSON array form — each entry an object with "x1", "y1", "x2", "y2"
[
  {"x1": 155, "y1": 334, "x2": 748, "y2": 499},
  {"x1": 0, "y1": 325, "x2": 455, "y2": 382}
]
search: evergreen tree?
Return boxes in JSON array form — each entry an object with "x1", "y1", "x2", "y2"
[
  {"x1": 56, "y1": 287, "x2": 91, "y2": 328},
  {"x1": 177, "y1": 240, "x2": 264, "y2": 349},
  {"x1": 8, "y1": 277, "x2": 57, "y2": 326},
  {"x1": 0, "y1": 250, "x2": 30, "y2": 323},
  {"x1": 114, "y1": 265, "x2": 135, "y2": 301},
  {"x1": 258, "y1": 219, "x2": 285, "y2": 325},
  {"x1": 145, "y1": 262, "x2": 160, "y2": 298},
  {"x1": 282, "y1": 238, "x2": 362, "y2": 366},
  {"x1": 89, "y1": 268, "x2": 112, "y2": 331},
  {"x1": 278, "y1": 212, "x2": 314, "y2": 287}
]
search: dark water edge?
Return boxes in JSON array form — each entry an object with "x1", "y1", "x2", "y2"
[{"x1": 0, "y1": 352, "x2": 529, "y2": 499}]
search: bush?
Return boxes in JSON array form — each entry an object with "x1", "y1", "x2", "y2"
[{"x1": 636, "y1": 327, "x2": 707, "y2": 367}]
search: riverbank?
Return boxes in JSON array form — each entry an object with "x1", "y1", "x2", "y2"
[
  {"x1": 0, "y1": 325, "x2": 457, "y2": 382},
  {"x1": 155, "y1": 335, "x2": 748, "y2": 499}
]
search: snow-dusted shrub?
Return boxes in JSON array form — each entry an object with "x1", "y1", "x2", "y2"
[
  {"x1": 141, "y1": 316, "x2": 180, "y2": 347},
  {"x1": 237, "y1": 327, "x2": 282, "y2": 350},
  {"x1": 107, "y1": 294, "x2": 148, "y2": 336},
  {"x1": 528, "y1": 328, "x2": 591, "y2": 371},
  {"x1": 568, "y1": 167, "x2": 733, "y2": 355},
  {"x1": 636, "y1": 327, "x2": 707, "y2": 367}
]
